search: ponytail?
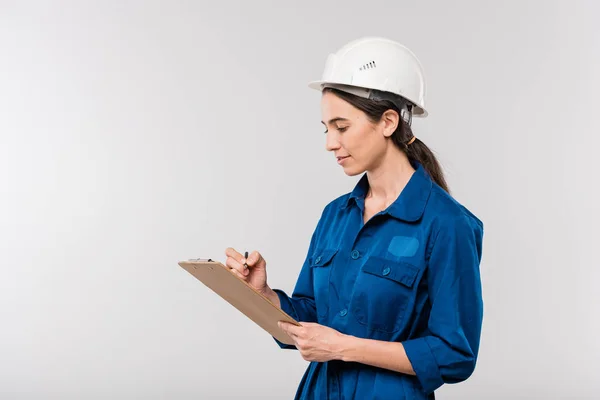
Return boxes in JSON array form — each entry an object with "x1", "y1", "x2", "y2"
[{"x1": 393, "y1": 119, "x2": 450, "y2": 193}]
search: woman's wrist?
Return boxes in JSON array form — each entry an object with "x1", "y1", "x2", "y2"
[
  {"x1": 336, "y1": 333, "x2": 358, "y2": 362},
  {"x1": 262, "y1": 286, "x2": 280, "y2": 308},
  {"x1": 334, "y1": 335, "x2": 416, "y2": 375}
]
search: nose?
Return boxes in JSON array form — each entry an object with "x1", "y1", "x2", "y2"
[{"x1": 325, "y1": 131, "x2": 341, "y2": 152}]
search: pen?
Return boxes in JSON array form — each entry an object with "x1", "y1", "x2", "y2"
[{"x1": 244, "y1": 251, "x2": 249, "y2": 270}]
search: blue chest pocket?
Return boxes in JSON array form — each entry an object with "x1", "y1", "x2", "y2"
[
  {"x1": 351, "y1": 256, "x2": 420, "y2": 333},
  {"x1": 310, "y1": 248, "x2": 338, "y2": 318}
]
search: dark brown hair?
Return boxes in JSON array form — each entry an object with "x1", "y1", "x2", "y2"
[{"x1": 323, "y1": 87, "x2": 450, "y2": 193}]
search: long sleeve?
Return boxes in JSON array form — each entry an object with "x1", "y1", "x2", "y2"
[{"x1": 402, "y1": 213, "x2": 484, "y2": 394}]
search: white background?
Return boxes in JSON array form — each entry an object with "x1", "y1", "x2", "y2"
[{"x1": 1, "y1": 1, "x2": 599, "y2": 398}]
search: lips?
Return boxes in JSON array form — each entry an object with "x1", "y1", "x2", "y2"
[{"x1": 337, "y1": 155, "x2": 350, "y2": 164}]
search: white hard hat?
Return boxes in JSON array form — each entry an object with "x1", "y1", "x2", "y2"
[{"x1": 308, "y1": 36, "x2": 428, "y2": 118}]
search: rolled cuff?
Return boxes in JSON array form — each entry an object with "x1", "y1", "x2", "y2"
[{"x1": 403, "y1": 338, "x2": 444, "y2": 394}]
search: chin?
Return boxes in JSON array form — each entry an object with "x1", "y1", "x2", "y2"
[{"x1": 341, "y1": 166, "x2": 366, "y2": 177}]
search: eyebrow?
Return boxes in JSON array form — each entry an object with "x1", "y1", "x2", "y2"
[{"x1": 321, "y1": 117, "x2": 350, "y2": 125}]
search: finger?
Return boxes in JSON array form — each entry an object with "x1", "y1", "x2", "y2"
[
  {"x1": 225, "y1": 255, "x2": 249, "y2": 276},
  {"x1": 277, "y1": 321, "x2": 289, "y2": 334},
  {"x1": 225, "y1": 248, "x2": 246, "y2": 268},
  {"x1": 237, "y1": 250, "x2": 252, "y2": 271},
  {"x1": 229, "y1": 267, "x2": 246, "y2": 280},
  {"x1": 247, "y1": 251, "x2": 264, "y2": 267},
  {"x1": 225, "y1": 247, "x2": 245, "y2": 263},
  {"x1": 277, "y1": 323, "x2": 290, "y2": 339},
  {"x1": 278, "y1": 321, "x2": 301, "y2": 337}
]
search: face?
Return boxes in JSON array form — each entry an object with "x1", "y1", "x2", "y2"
[{"x1": 321, "y1": 91, "x2": 399, "y2": 176}]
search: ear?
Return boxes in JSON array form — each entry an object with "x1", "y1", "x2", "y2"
[{"x1": 381, "y1": 109, "x2": 400, "y2": 138}]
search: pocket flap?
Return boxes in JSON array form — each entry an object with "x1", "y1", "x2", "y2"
[
  {"x1": 310, "y1": 248, "x2": 338, "y2": 267},
  {"x1": 362, "y1": 257, "x2": 419, "y2": 287}
]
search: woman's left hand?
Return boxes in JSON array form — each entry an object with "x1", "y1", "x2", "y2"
[{"x1": 278, "y1": 321, "x2": 348, "y2": 362}]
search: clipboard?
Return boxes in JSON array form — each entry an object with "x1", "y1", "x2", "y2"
[{"x1": 178, "y1": 258, "x2": 300, "y2": 345}]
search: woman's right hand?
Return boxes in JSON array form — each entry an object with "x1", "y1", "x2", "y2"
[{"x1": 225, "y1": 247, "x2": 270, "y2": 297}]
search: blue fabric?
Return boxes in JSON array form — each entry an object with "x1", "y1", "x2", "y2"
[{"x1": 272, "y1": 161, "x2": 484, "y2": 399}]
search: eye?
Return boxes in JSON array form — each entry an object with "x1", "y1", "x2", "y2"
[{"x1": 323, "y1": 126, "x2": 348, "y2": 134}]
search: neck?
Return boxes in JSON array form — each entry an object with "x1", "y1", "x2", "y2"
[{"x1": 365, "y1": 147, "x2": 415, "y2": 204}]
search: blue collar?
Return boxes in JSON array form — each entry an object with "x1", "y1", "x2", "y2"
[{"x1": 341, "y1": 161, "x2": 433, "y2": 222}]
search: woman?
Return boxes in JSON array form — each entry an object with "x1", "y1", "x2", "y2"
[{"x1": 225, "y1": 37, "x2": 484, "y2": 400}]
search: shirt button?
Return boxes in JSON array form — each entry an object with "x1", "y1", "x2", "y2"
[
  {"x1": 351, "y1": 250, "x2": 360, "y2": 259},
  {"x1": 382, "y1": 267, "x2": 391, "y2": 276},
  {"x1": 315, "y1": 256, "x2": 322, "y2": 264},
  {"x1": 340, "y1": 309, "x2": 348, "y2": 317}
]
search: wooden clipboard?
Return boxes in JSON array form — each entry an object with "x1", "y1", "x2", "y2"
[{"x1": 178, "y1": 258, "x2": 300, "y2": 345}]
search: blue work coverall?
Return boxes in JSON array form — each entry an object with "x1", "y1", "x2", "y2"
[{"x1": 272, "y1": 161, "x2": 484, "y2": 399}]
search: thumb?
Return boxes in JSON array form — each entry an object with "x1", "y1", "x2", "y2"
[
  {"x1": 278, "y1": 321, "x2": 292, "y2": 331},
  {"x1": 249, "y1": 251, "x2": 264, "y2": 266}
]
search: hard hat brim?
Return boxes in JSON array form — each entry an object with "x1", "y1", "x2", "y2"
[{"x1": 307, "y1": 80, "x2": 428, "y2": 118}]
